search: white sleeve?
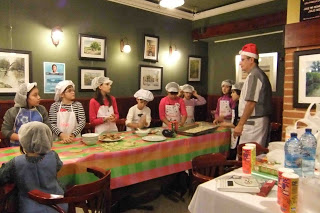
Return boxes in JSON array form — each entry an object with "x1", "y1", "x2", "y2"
[{"x1": 125, "y1": 106, "x2": 135, "y2": 126}]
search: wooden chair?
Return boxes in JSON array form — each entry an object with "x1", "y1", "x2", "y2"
[
  {"x1": 0, "y1": 183, "x2": 15, "y2": 213},
  {"x1": 237, "y1": 142, "x2": 269, "y2": 162},
  {"x1": 190, "y1": 153, "x2": 241, "y2": 194},
  {"x1": 28, "y1": 167, "x2": 111, "y2": 213}
]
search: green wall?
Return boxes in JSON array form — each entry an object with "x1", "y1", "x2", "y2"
[
  {"x1": 207, "y1": 26, "x2": 285, "y2": 96},
  {"x1": 0, "y1": 0, "x2": 208, "y2": 100}
]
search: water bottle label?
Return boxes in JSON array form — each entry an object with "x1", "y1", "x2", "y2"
[{"x1": 302, "y1": 147, "x2": 316, "y2": 160}]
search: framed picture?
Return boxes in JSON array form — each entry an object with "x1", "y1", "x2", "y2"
[
  {"x1": 188, "y1": 56, "x2": 201, "y2": 82},
  {"x1": 43, "y1": 62, "x2": 65, "y2": 94},
  {"x1": 79, "y1": 67, "x2": 106, "y2": 92},
  {"x1": 293, "y1": 49, "x2": 320, "y2": 108},
  {"x1": 79, "y1": 34, "x2": 106, "y2": 61},
  {"x1": 139, "y1": 65, "x2": 162, "y2": 91},
  {"x1": 235, "y1": 52, "x2": 278, "y2": 92},
  {"x1": 143, "y1": 35, "x2": 159, "y2": 62},
  {"x1": 0, "y1": 49, "x2": 31, "y2": 95}
]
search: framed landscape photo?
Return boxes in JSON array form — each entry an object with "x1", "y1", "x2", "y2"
[
  {"x1": 0, "y1": 49, "x2": 31, "y2": 95},
  {"x1": 235, "y1": 52, "x2": 278, "y2": 92},
  {"x1": 139, "y1": 65, "x2": 162, "y2": 91},
  {"x1": 188, "y1": 56, "x2": 201, "y2": 82},
  {"x1": 44, "y1": 62, "x2": 65, "y2": 94},
  {"x1": 79, "y1": 34, "x2": 106, "y2": 61},
  {"x1": 79, "y1": 67, "x2": 106, "y2": 92},
  {"x1": 293, "y1": 49, "x2": 320, "y2": 108},
  {"x1": 143, "y1": 35, "x2": 159, "y2": 62}
]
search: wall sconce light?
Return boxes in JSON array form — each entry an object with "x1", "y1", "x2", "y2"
[
  {"x1": 120, "y1": 38, "x2": 131, "y2": 53},
  {"x1": 169, "y1": 45, "x2": 180, "y2": 60},
  {"x1": 51, "y1": 26, "x2": 63, "y2": 46}
]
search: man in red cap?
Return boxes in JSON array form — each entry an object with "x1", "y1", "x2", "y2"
[{"x1": 234, "y1": 43, "x2": 272, "y2": 147}]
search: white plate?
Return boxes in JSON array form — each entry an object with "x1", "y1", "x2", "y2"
[
  {"x1": 142, "y1": 135, "x2": 166, "y2": 142},
  {"x1": 101, "y1": 136, "x2": 124, "y2": 142}
]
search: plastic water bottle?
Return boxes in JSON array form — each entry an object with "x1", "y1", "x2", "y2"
[
  {"x1": 300, "y1": 128, "x2": 317, "y2": 177},
  {"x1": 285, "y1": 133, "x2": 302, "y2": 176}
]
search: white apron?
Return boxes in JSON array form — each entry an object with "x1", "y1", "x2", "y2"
[
  {"x1": 230, "y1": 109, "x2": 238, "y2": 149},
  {"x1": 220, "y1": 100, "x2": 232, "y2": 117},
  {"x1": 163, "y1": 104, "x2": 181, "y2": 127},
  {"x1": 185, "y1": 106, "x2": 195, "y2": 125},
  {"x1": 239, "y1": 116, "x2": 269, "y2": 147},
  {"x1": 56, "y1": 103, "x2": 78, "y2": 139},
  {"x1": 95, "y1": 105, "x2": 118, "y2": 134}
]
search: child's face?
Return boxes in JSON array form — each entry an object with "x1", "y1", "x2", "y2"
[
  {"x1": 99, "y1": 83, "x2": 111, "y2": 94},
  {"x1": 221, "y1": 85, "x2": 231, "y2": 95},
  {"x1": 136, "y1": 98, "x2": 148, "y2": 110},
  {"x1": 27, "y1": 87, "x2": 40, "y2": 108},
  {"x1": 184, "y1": 92, "x2": 192, "y2": 100},
  {"x1": 231, "y1": 90, "x2": 240, "y2": 101},
  {"x1": 168, "y1": 92, "x2": 178, "y2": 100},
  {"x1": 61, "y1": 86, "x2": 75, "y2": 101}
]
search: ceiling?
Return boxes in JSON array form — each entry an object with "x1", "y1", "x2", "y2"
[{"x1": 107, "y1": 0, "x2": 277, "y2": 20}]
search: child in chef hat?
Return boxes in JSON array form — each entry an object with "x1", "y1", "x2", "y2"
[
  {"x1": 49, "y1": 80, "x2": 86, "y2": 143},
  {"x1": 126, "y1": 89, "x2": 154, "y2": 131}
]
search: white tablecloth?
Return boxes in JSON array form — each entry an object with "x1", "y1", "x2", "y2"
[{"x1": 188, "y1": 168, "x2": 282, "y2": 213}]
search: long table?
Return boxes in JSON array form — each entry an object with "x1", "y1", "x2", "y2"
[{"x1": 0, "y1": 127, "x2": 230, "y2": 189}]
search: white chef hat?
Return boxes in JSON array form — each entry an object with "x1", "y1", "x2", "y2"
[
  {"x1": 165, "y1": 82, "x2": 180, "y2": 93},
  {"x1": 14, "y1": 82, "x2": 37, "y2": 107},
  {"x1": 231, "y1": 82, "x2": 244, "y2": 91},
  {"x1": 91, "y1": 76, "x2": 113, "y2": 91},
  {"x1": 221, "y1": 79, "x2": 234, "y2": 87},
  {"x1": 19, "y1": 121, "x2": 53, "y2": 154},
  {"x1": 181, "y1": 84, "x2": 194, "y2": 93},
  {"x1": 54, "y1": 80, "x2": 75, "y2": 102},
  {"x1": 134, "y1": 89, "x2": 154, "y2": 102}
]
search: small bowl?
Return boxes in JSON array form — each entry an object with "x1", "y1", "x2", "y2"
[
  {"x1": 82, "y1": 133, "x2": 99, "y2": 145},
  {"x1": 135, "y1": 129, "x2": 151, "y2": 137}
]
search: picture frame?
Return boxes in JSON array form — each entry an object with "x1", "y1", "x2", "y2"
[
  {"x1": 188, "y1": 56, "x2": 202, "y2": 82},
  {"x1": 143, "y1": 34, "x2": 159, "y2": 62},
  {"x1": 235, "y1": 52, "x2": 278, "y2": 92},
  {"x1": 43, "y1": 62, "x2": 65, "y2": 94},
  {"x1": 139, "y1": 65, "x2": 162, "y2": 91},
  {"x1": 79, "y1": 34, "x2": 106, "y2": 61},
  {"x1": 79, "y1": 67, "x2": 106, "y2": 92},
  {"x1": 0, "y1": 48, "x2": 32, "y2": 95},
  {"x1": 293, "y1": 49, "x2": 320, "y2": 108}
]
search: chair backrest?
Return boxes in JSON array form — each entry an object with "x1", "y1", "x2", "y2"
[
  {"x1": 0, "y1": 183, "x2": 15, "y2": 212},
  {"x1": 28, "y1": 167, "x2": 111, "y2": 213},
  {"x1": 192, "y1": 153, "x2": 227, "y2": 179},
  {"x1": 237, "y1": 142, "x2": 269, "y2": 162}
]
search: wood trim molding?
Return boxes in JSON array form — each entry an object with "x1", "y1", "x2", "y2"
[
  {"x1": 284, "y1": 18, "x2": 320, "y2": 48},
  {"x1": 192, "y1": 11, "x2": 286, "y2": 40}
]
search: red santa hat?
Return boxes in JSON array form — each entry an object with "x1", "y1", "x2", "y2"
[{"x1": 239, "y1": 43, "x2": 259, "y2": 59}]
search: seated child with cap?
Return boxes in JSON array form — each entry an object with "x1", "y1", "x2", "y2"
[
  {"x1": 213, "y1": 79, "x2": 235, "y2": 124},
  {"x1": 89, "y1": 76, "x2": 119, "y2": 134},
  {"x1": 219, "y1": 82, "x2": 243, "y2": 160},
  {"x1": 126, "y1": 89, "x2": 154, "y2": 131},
  {"x1": 159, "y1": 82, "x2": 187, "y2": 127},
  {"x1": 49, "y1": 80, "x2": 86, "y2": 143},
  {"x1": 179, "y1": 84, "x2": 206, "y2": 125},
  {"x1": 1, "y1": 82, "x2": 50, "y2": 147},
  {"x1": 0, "y1": 122, "x2": 67, "y2": 213}
]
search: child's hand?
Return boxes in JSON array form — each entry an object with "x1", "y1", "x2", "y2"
[
  {"x1": 108, "y1": 114, "x2": 116, "y2": 122},
  {"x1": 138, "y1": 115, "x2": 146, "y2": 128},
  {"x1": 193, "y1": 90, "x2": 198, "y2": 96}
]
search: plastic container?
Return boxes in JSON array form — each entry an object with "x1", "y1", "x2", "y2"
[
  {"x1": 300, "y1": 128, "x2": 317, "y2": 177},
  {"x1": 82, "y1": 133, "x2": 99, "y2": 145},
  {"x1": 284, "y1": 133, "x2": 302, "y2": 176}
]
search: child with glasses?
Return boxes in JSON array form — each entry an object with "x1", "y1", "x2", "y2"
[
  {"x1": 126, "y1": 89, "x2": 154, "y2": 131},
  {"x1": 159, "y1": 82, "x2": 187, "y2": 127},
  {"x1": 49, "y1": 80, "x2": 86, "y2": 143}
]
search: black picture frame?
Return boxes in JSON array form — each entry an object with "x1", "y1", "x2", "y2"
[
  {"x1": 143, "y1": 34, "x2": 159, "y2": 62},
  {"x1": 78, "y1": 67, "x2": 106, "y2": 92},
  {"x1": 0, "y1": 48, "x2": 32, "y2": 95},
  {"x1": 139, "y1": 65, "x2": 163, "y2": 91},
  {"x1": 293, "y1": 48, "x2": 320, "y2": 108},
  {"x1": 188, "y1": 56, "x2": 201, "y2": 82},
  {"x1": 78, "y1": 34, "x2": 106, "y2": 61}
]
